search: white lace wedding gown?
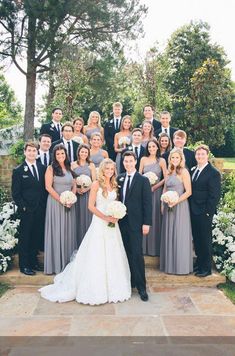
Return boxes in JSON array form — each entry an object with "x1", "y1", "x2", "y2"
[{"x1": 39, "y1": 188, "x2": 131, "y2": 305}]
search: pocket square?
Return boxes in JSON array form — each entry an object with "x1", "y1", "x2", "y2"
[{"x1": 22, "y1": 175, "x2": 29, "y2": 178}]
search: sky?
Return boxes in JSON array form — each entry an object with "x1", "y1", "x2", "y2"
[{"x1": 3, "y1": 0, "x2": 235, "y2": 110}]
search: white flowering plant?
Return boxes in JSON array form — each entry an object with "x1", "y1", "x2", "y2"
[
  {"x1": 212, "y1": 211, "x2": 235, "y2": 282},
  {"x1": 0, "y1": 202, "x2": 20, "y2": 274}
]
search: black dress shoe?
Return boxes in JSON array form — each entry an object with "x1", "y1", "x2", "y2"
[
  {"x1": 195, "y1": 270, "x2": 211, "y2": 277},
  {"x1": 193, "y1": 265, "x2": 199, "y2": 273},
  {"x1": 20, "y1": 268, "x2": 36, "y2": 276},
  {"x1": 139, "y1": 290, "x2": 149, "y2": 301},
  {"x1": 32, "y1": 264, "x2": 44, "y2": 272}
]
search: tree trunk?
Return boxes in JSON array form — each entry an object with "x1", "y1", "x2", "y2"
[
  {"x1": 23, "y1": 70, "x2": 36, "y2": 140},
  {"x1": 23, "y1": 13, "x2": 37, "y2": 141}
]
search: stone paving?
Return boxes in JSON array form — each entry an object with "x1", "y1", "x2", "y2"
[{"x1": 0, "y1": 284, "x2": 235, "y2": 337}]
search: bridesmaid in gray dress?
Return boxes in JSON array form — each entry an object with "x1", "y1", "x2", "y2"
[
  {"x1": 114, "y1": 115, "x2": 132, "y2": 174},
  {"x1": 160, "y1": 148, "x2": 193, "y2": 274},
  {"x1": 139, "y1": 139, "x2": 167, "y2": 256},
  {"x1": 71, "y1": 144, "x2": 96, "y2": 246},
  {"x1": 44, "y1": 144, "x2": 78, "y2": 274},
  {"x1": 90, "y1": 132, "x2": 108, "y2": 168},
  {"x1": 83, "y1": 111, "x2": 104, "y2": 141},
  {"x1": 141, "y1": 120, "x2": 154, "y2": 149},
  {"x1": 72, "y1": 117, "x2": 88, "y2": 144}
]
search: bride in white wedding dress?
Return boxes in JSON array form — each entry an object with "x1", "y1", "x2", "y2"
[{"x1": 39, "y1": 159, "x2": 131, "y2": 305}]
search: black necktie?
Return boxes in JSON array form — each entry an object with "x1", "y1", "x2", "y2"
[
  {"x1": 134, "y1": 146, "x2": 139, "y2": 158},
  {"x1": 67, "y1": 141, "x2": 72, "y2": 161},
  {"x1": 115, "y1": 119, "x2": 118, "y2": 131},
  {"x1": 43, "y1": 152, "x2": 47, "y2": 166},
  {"x1": 57, "y1": 124, "x2": 60, "y2": 133},
  {"x1": 125, "y1": 175, "x2": 131, "y2": 203},
  {"x1": 165, "y1": 128, "x2": 168, "y2": 134},
  {"x1": 32, "y1": 164, "x2": 38, "y2": 180},
  {"x1": 193, "y1": 169, "x2": 200, "y2": 182}
]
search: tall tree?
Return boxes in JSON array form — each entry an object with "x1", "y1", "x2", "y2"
[
  {"x1": 186, "y1": 58, "x2": 234, "y2": 148},
  {"x1": 165, "y1": 20, "x2": 228, "y2": 130},
  {"x1": 0, "y1": 0, "x2": 146, "y2": 139},
  {"x1": 0, "y1": 70, "x2": 22, "y2": 128}
]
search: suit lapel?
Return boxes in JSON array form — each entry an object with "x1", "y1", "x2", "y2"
[
  {"x1": 127, "y1": 171, "x2": 138, "y2": 199},
  {"x1": 196, "y1": 163, "x2": 210, "y2": 182}
]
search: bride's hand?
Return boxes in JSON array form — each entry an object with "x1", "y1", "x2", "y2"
[{"x1": 106, "y1": 216, "x2": 118, "y2": 224}]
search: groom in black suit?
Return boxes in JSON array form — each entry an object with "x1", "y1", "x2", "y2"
[
  {"x1": 118, "y1": 151, "x2": 152, "y2": 301},
  {"x1": 190, "y1": 144, "x2": 221, "y2": 277},
  {"x1": 11, "y1": 142, "x2": 47, "y2": 275}
]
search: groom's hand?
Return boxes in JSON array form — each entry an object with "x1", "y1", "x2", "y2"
[{"x1": 142, "y1": 225, "x2": 150, "y2": 235}]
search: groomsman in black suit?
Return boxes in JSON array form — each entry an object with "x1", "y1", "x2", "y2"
[
  {"x1": 190, "y1": 144, "x2": 221, "y2": 277},
  {"x1": 37, "y1": 134, "x2": 52, "y2": 167},
  {"x1": 163, "y1": 130, "x2": 197, "y2": 171},
  {"x1": 120, "y1": 128, "x2": 145, "y2": 173},
  {"x1": 50, "y1": 122, "x2": 79, "y2": 162},
  {"x1": 155, "y1": 111, "x2": 178, "y2": 143},
  {"x1": 137, "y1": 104, "x2": 161, "y2": 133},
  {"x1": 104, "y1": 102, "x2": 123, "y2": 161},
  {"x1": 11, "y1": 142, "x2": 47, "y2": 275},
  {"x1": 40, "y1": 107, "x2": 63, "y2": 143},
  {"x1": 118, "y1": 151, "x2": 152, "y2": 301}
]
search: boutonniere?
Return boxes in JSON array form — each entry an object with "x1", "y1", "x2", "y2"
[
  {"x1": 119, "y1": 177, "x2": 125, "y2": 182},
  {"x1": 191, "y1": 166, "x2": 197, "y2": 171},
  {"x1": 51, "y1": 123, "x2": 55, "y2": 128},
  {"x1": 24, "y1": 166, "x2": 28, "y2": 172},
  {"x1": 110, "y1": 120, "x2": 113, "y2": 123},
  {"x1": 127, "y1": 146, "x2": 133, "y2": 151}
]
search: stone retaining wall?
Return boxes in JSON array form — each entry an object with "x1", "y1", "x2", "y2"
[{"x1": 0, "y1": 155, "x2": 17, "y2": 193}]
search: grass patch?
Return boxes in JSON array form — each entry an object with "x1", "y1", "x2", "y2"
[
  {"x1": 0, "y1": 282, "x2": 11, "y2": 297},
  {"x1": 221, "y1": 157, "x2": 235, "y2": 170},
  {"x1": 218, "y1": 280, "x2": 235, "y2": 304}
]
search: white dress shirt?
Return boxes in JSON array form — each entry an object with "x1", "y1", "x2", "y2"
[
  {"x1": 161, "y1": 126, "x2": 170, "y2": 136},
  {"x1": 114, "y1": 117, "x2": 121, "y2": 130},
  {"x1": 123, "y1": 170, "x2": 136, "y2": 202},
  {"x1": 192, "y1": 162, "x2": 209, "y2": 180},
  {"x1": 25, "y1": 160, "x2": 39, "y2": 179},
  {"x1": 39, "y1": 149, "x2": 50, "y2": 166}
]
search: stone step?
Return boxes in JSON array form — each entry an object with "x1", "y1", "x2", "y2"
[{"x1": 0, "y1": 266, "x2": 225, "y2": 288}]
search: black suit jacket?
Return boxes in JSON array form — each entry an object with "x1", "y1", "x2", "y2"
[
  {"x1": 104, "y1": 118, "x2": 122, "y2": 160},
  {"x1": 163, "y1": 147, "x2": 197, "y2": 171},
  {"x1": 40, "y1": 121, "x2": 62, "y2": 142},
  {"x1": 155, "y1": 127, "x2": 178, "y2": 142},
  {"x1": 118, "y1": 172, "x2": 152, "y2": 230},
  {"x1": 11, "y1": 161, "x2": 47, "y2": 213},
  {"x1": 50, "y1": 139, "x2": 79, "y2": 162},
  {"x1": 120, "y1": 145, "x2": 146, "y2": 173},
  {"x1": 189, "y1": 162, "x2": 221, "y2": 216}
]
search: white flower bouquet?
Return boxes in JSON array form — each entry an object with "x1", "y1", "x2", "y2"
[
  {"x1": 76, "y1": 175, "x2": 92, "y2": 189},
  {"x1": 73, "y1": 136, "x2": 84, "y2": 144},
  {"x1": 161, "y1": 190, "x2": 179, "y2": 211},
  {"x1": 60, "y1": 191, "x2": 77, "y2": 211},
  {"x1": 143, "y1": 171, "x2": 158, "y2": 186},
  {"x1": 118, "y1": 136, "x2": 131, "y2": 147},
  {"x1": 106, "y1": 201, "x2": 127, "y2": 227}
]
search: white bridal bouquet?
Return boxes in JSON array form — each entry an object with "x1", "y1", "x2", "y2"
[
  {"x1": 60, "y1": 191, "x2": 77, "y2": 211},
  {"x1": 76, "y1": 175, "x2": 92, "y2": 189},
  {"x1": 143, "y1": 171, "x2": 158, "y2": 186},
  {"x1": 106, "y1": 201, "x2": 127, "y2": 227},
  {"x1": 161, "y1": 191, "x2": 179, "y2": 211},
  {"x1": 118, "y1": 136, "x2": 131, "y2": 147},
  {"x1": 72, "y1": 136, "x2": 84, "y2": 144}
]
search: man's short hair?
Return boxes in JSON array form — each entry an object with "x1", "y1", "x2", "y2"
[
  {"x1": 52, "y1": 107, "x2": 63, "y2": 114},
  {"x1": 24, "y1": 141, "x2": 38, "y2": 150},
  {"x1": 62, "y1": 122, "x2": 74, "y2": 132},
  {"x1": 39, "y1": 134, "x2": 52, "y2": 142},
  {"x1": 143, "y1": 104, "x2": 155, "y2": 112},
  {"x1": 122, "y1": 150, "x2": 137, "y2": 160},
  {"x1": 160, "y1": 111, "x2": 171, "y2": 118},
  {"x1": 195, "y1": 144, "x2": 210, "y2": 154},
  {"x1": 132, "y1": 128, "x2": 142, "y2": 135},
  {"x1": 173, "y1": 130, "x2": 187, "y2": 140},
  {"x1": 113, "y1": 102, "x2": 123, "y2": 109}
]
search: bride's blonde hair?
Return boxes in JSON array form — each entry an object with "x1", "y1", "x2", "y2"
[{"x1": 98, "y1": 158, "x2": 118, "y2": 197}]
